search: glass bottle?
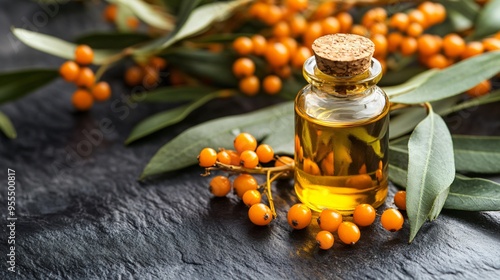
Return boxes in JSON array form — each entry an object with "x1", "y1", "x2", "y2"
[{"x1": 294, "y1": 34, "x2": 390, "y2": 214}]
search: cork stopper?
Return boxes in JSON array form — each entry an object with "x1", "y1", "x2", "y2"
[{"x1": 312, "y1": 34, "x2": 375, "y2": 77}]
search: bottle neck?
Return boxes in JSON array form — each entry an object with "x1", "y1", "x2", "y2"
[{"x1": 303, "y1": 56, "x2": 383, "y2": 97}]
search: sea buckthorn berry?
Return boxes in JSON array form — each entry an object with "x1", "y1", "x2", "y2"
[
  {"x1": 72, "y1": 89, "x2": 93, "y2": 111},
  {"x1": 249, "y1": 2, "x2": 267, "y2": 18},
  {"x1": 239, "y1": 76, "x2": 260, "y2": 96},
  {"x1": 125, "y1": 66, "x2": 144, "y2": 86},
  {"x1": 400, "y1": 37, "x2": 418, "y2": 56},
  {"x1": 353, "y1": 204, "x2": 376, "y2": 227},
  {"x1": 256, "y1": 144, "x2": 274, "y2": 163},
  {"x1": 419, "y1": 1, "x2": 446, "y2": 26},
  {"x1": 317, "y1": 209, "x2": 342, "y2": 232},
  {"x1": 233, "y1": 37, "x2": 253, "y2": 56},
  {"x1": 389, "y1": 13, "x2": 410, "y2": 32},
  {"x1": 242, "y1": 190, "x2": 261, "y2": 207},
  {"x1": 321, "y1": 16, "x2": 340, "y2": 35},
  {"x1": 432, "y1": 3, "x2": 446, "y2": 25},
  {"x1": 216, "y1": 150, "x2": 231, "y2": 165},
  {"x1": 316, "y1": 231, "x2": 335, "y2": 250},
  {"x1": 251, "y1": 35, "x2": 267, "y2": 56},
  {"x1": 248, "y1": 203, "x2": 273, "y2": 226},
  {"x1": 209, "y1": 176, "x2": 231, "y2": 197},
  {"x1": 443, "y1": 34, "x2": 466, "y2": 58},
  {"x1": 226, "y1": 150, "x2": 241, "y2": 166},
  {"x1": 394, "y1": 190, "x2": 407, "y2": 210},
  {"x1": 482, "y1": 38, "x2": 500, "y2": 51},
  {"x1": 381, "y1": 208, "x2": 404, "y2": 232},
  {"x1": 337, "y1": 12, "x2": 353, "y2": 33},
  {"x1": 338, "y1": 221, "x2": 361, "y2": 245},
  {"x1": 240, "y1": 150, "x2": 259, "y2": 169},
  {"x1": 275, "y1": 156, "x2": 294, "y2": 167},
  {"x1": 265, "y1": 42, "x2": 290, "y2": 68},
  {"x1": 320, "y1": 151, "x2": 334, "y2": 175},
  {"x1": 371, "y1": 34, "x2": 388, "y2": 58},
  {"x1": 262, "y1": 4, "x2": 283, "y2": 26},
  {"x1": 233, "y1": 174, "x2": 258, "y2": 198},
  {"x1": 461, "y1": 41, "x2": 484, "y2": 59},
  {"x1": 59, "y1": 61, "x2": 80, "y2": 82},
  {"x1": 232, "y1": 58, "x2": 255, "y2": 78},
  {"x1": 103, "y1": 4, "x2": 117, "y2": 22},
  {"x1": 466, "y1": 80, "x2": 491, "y2": 98},
  {"x1": 426, "y1": 53, "x2": 449, "y2": 69},
  {"x1": 285, "y1": 0, "x2": 308, "y2": 11},
  {"x1": 75, "y1": 67, "x2": 95, "y2": 88},
  {"x1": 350, "y1": 25, "x2": 368, "y2": 37},
  {"x1": 287, "y1": 203, "x2": 312, "y2": 230},
  {"x1": 387, "y1": 32, "x2": 403, "y2": 53},
  {"x1": 91, "y1": 81, "x2": 111, "y2": 101},
  {"x1": 292, "y1": 46, "x2": 312, "y2": 68},
  {"x1": 345, "y1": 174, "x2": 373, "y2": 190},
  {"x1": 289, "y1": 15, "x2": 307, "y2": 36},
  {"x1": 149, "y1": 57, "x2": 167, "y2": 70},
  {"x1": 303, "y1": 21, "x2": 323, "y2": 48},
  {"x1": 262, "y1": 75, "x2": 282, "y2": 95},
  {"x1": 274, "y1": 65, "x2": 292, "y2": 79},
  {"x1": 126, "y1": 17, "x2": 140, "y2": 30},
  {"x1": 376, "y1": 169, "x2": 383, "y2": 182},
  {"x1": 406, "y1": 22, "x2": 423, "y2": 37},
  {"x1": 279, "y1": 37, "x2": 298, "y2": 58},
  {"x1": 370, "y1": 22, "x2": 388, "y2": 36},
  {"x1": 408, "y1": 10, "x2": 426, "y2": 27},
  {"x1": 234, "y1": 132, "x2": 257, "y2": 154},
  {"x1": 417, "y1": 34, "x2": 442, "y2": 56},
  {"x1": 312, "y1": 1, "x2": 335, "y2": 20},
  {"x1": 198, "y1": 148, "x2": 217, "y2": 167},
  {"x1": 143, "y1": 67, "x2": 159, "y2": 88},
  {"x1": 273, "y1": 21, "x2": 290, "y2": 38},
  {"x1": 303, "y1": 158, "x2": 321, "y2": 175},
  {"x1": 74, "y1": 45, "x2": 94, "y2": 65}
]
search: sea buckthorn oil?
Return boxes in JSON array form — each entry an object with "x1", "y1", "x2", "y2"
[{"x1": 294, "y1": 34, "x2": 389, "y2": 214}]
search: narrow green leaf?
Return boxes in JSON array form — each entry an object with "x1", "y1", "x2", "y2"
[
  {"x1": 172, "y1": 0, "x2": 203, "y2": 38},
  {"x1": 135, "y1": 0, "x2": 251, "y2": 54},
  {"x1": 471, "y1": 0, "x2": 500, "y2": 39},
  {"x1": 0, "y1": 111, "x2": 16, "y2": 139},
  {"x1": 131, "y1": 85, "x2": 217, "y2": 103},
  {"x1": 444, "y1": 175, "x2": 500, "y2": 211},
  {"x1": 74, "y1": 32, "x2": 152, "y2": 49},
  {"x1": 112, "y1": 0, "x2": 174, "y2": 31},
  {"x1": 384, "y1": 69, "x2": 438, "y2": 98},
  {"x1": 126, "y1": 90, "x2": 233, "y2": 144},
  {"x1": 439, "y1": 89, "x2": 500, "y2": 116},
  {"x1": 0, "y1": 69, "x2": 59, "y2": 104},
  {"x1": 141, "y1": 101, "x2": 294, "y2": 179},
  {"x1": 391, "y1": 51, "x2": 500, "y2": 104},
  {"x1": 406, "y1": 108, "x2": 455, "y2": 242},
  {"x1": 11, "y1": 28, "x2": 119, "y2": 65},
  {"x1": 441, "y1": 0, "x2": 480, "y2": 21}
]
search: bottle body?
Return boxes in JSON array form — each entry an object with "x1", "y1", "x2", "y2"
[{"x1": 294, "y1": 57, "x2": 389, "y2": 214}]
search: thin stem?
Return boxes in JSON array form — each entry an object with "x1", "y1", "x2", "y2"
[
  {"x1": 266, "y1": 170, "x2": 277, "y2": 218},
  {"x1": 204, "y1": 162, "x2": 294, "y2": 176}
]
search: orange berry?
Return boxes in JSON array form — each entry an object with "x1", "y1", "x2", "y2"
[
  {"x1": 256, "y1": 144, "x2": 274, "y2": 163},
  {"x1": 394, "y1": 190, "x2": 407, "y2": 210},
  {"x1": 287, "y1": 203, "x2": 312, "y2": 230},
  {"x1": 380, "y1": 208, "x2": 404, "y2": 232},
  {"x1": 362, "y1": 7, "x2": 386, "y2": 28},
  {"x1": 265, "y1": 42, "x2": 290, "y2": 68},
  {"x1": 406, "y1": 22, "x2": 423, "y2": 37},
  {"x1": 279, "y1": 37, "x2": 298, "y2": 57},
  {"x1": 248, "y1": 203, "x2": 273, "y2": 226},
  {"x1": 143, "y1": 67, "x2": 159, "y2": 88},
  {"x1": 400, "y1": 37, "x2": 418, "y2": 56},
  {"x1": 75, "y1": 67, "x2": 95, "y2": 88},
  {"x1": 426, "y1": 53, "x2": 449, "y2": 69},
  {"x1": 103, "y1": 4, "x2": 117, "y2": 22},
  {"x1": 338, "y1": 221, "x2": 361, "y2": 245},
  {"x1": 482, "y1": 37, "x2": 500, "y2": 51},
  {"x1": 466, "y1": 80, "x2": 491, "y2": 98},
  {"x1": 312, "y1": 2, "x2": 335, "y2": 20},
  {"x1": 273, "y1": 21, "x2": 290, "y2": 38},
  {"x1": 233, "y1": 174, "x2": 259, "y2": 198},
  {"x1": 274, "y1": 65, "x2": 292, "y2": 79},
  {"x1": 216, "y1": 150, "x2": 232, "y2": 165},
  {"x1": 209, "y1": 176, "x2": 231, "y2": 197},
  {"x1": 350, "y1": 24, "x2": 368, "y2": 37},
  {"x1": 292, "y1": 46, "x2": 312, "y2": 68},
  {"x1": 303, "y1": 158, "x2": 321, "y2": 175},
  {"x1": 442, "y1": 33, "x2": 465, "y2": 58},
  {"x1": 262, "y1": 4, "x2": 283, "y2": 26},
  {"x1": 352, "y1": 204, "x2": 376, "y2": 227},
  {"x1": 59, "y1": 61, "x2": 80, "y2": 82},
  {"x1": 419, "y1": 2, "x2": 446, "y2": 26},
  {"x1": 71, "y1": 89, "x2": 94, "y2": 111},
  {"x1": 251, "y1": 35, "x2": 267, "y2": 56},
  {"x1": 249, "y1": 2, "x2": 267, "y2": 18},
  {"x1": 337, "y1": 12, "x2": 353, "y2": 33},
  {"x1": 74, "y1": 45, "x2": 94, "y2": 65},
  {"x1": 275, "y1": 156, "x2": 294, "y2": 167},
  {"x1": 387, "y1": 32, "x2": 403, "y2": 52},
  {"x1": 345, "y1": 174, "x2": 373, "y2": 190},
  {"x1": 289, "y1": 15, "x2": 307, "y2": 36},
  {"x1": 242, "y1": 190, "x2": 262, "y2": 207},
  {"x1": 124, "y1": 66, "x2": 144, "y2": 87},
  {"x1": 232, "y1": 58, "x2": 255, "y2": 78},
  {"x1": 316, "y1": 231, "x2": 335, "y2": 250},
  {"x1": 303, "y1": 21, "x2": 323, "y2": 48},
  {"x1": 408, "y1": 10, "x2": 426, "y2": 27},
  {"x1": 317, "y1": 209, "x2": 342, "y2": 232},
  {"x1": 370, "y1": 22, "x2": 388, "y2": 36},
  {"x1": 262, "y1": 75, "x2": 282, "y2": 95},
  {"x1": 417, "y1": 34, "x2": 442, "y2": 56},
  {"x1": 389, "y1": 13, "x2": 410, "y2": 32},
  {"x1": 126, "y1": 17, "x2": 140, "y2": 30},
  {"x1": 285, "y1": 0, "x2": 308, "y2": 11},
  {"x1": 321, "y1": 16, "x2": 340, "y2": 35},
  {"x1": 149, "y1": 57, "x2": 167, "y2": 70},
  {"x1": 371, "y1": 34, "x2": 388, "y2": 58},
  {"x1": 91, "y1": 81, "x2": 111, "y2": 101},
  {"x1": 234, "y1": 132, "x2": 257, "y2": 154},
  {"x1": 227, "y1": 150, "x2": 241, "y2": 166},
  {"x1": 239, "y1": 76, "x2": 260, "y2": 96},
  {"x1": 432, "y1": 3, "x2": 447, "y2": 25},
  {"x1": 461, "y1": 41, "x2": 484, "y2": 59},
  {"x1": 233, "y1": 37, "x2": 253, "y2": 56},
  {"x1": 198, "y1": 148, "x2": 217, "y2": 167},
  {"x1": 240, "y1": 150, "x2": 259, "y2": 169}
]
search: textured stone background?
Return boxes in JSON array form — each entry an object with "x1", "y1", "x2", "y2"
[{"x1": 1, "y1": 1, "x2": 499, "y2": 279}]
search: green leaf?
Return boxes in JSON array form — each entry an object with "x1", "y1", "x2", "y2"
[
  {"x1": 131, "y1": 85, "x2": 217, "y2": 103},
  {"x1": 441, "y1": 0, "x2": 480, "y2": 21},
  {"x1": 391, "y1": 51, "x2": 500, "y2": 104},
  {"x1": 0, "y1": 69, "x2": 59, "y2": 104},
  {"x1": 406, "y1": 108, "x2": 455, "y2": 242},
  {"x1": 135, "y1": 0, "x2": 251, "y2": 54},
  {"x1": 74, "y1": 32, "x2": 152, "y2": 49},
  {"x1": 439, "y1": 89, "x2": 500, "y2": 116},
  {"x1": 471, "y1": 0, "x2": 500, "y2": 39},
  {"x1": 172, "y1": 0, "x2": 203, "y2": 38},
  {"x1": 112, "y1": 0, "x2": 174, "y2": 31},
  {"x1": 191, "y1": 33, "x2": 254, "y2": 43},
  {"x1": 140, "y1": 101, "x2": 294, "y2": 179},
  {"x1": 0, "y1": 111, "x2": 16, "y2": 139},
  {"x1": 384, "y1": 69, "x2": 438, "y2": 98},
  {"x1": 11, "y1": 28, "x2": 119, "y2": 65},
  {"x1": 126, "y1": 90, "x2": 233, "y2": 144},
  {"x1": 444, "y1": 175, "x2": 500, "y2": 211}
]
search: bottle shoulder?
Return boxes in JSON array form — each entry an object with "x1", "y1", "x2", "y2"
[{"x1": 295, "y1": 84, "x2": 389, "y2": 126}]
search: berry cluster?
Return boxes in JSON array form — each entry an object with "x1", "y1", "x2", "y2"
[
  {"x1": 123, "y1": 57, "x2": 167, "y2": 89},
  {"x1": 103, "y1": 4, "x2": 140, "y2": 30},
  {"x1": 58, "y1": 45, "x2": 111, "y2": 111}
]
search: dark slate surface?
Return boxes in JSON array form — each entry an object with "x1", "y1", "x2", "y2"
[{"x1": 1, "y1": 1, "x2": 500, "y2": 279}]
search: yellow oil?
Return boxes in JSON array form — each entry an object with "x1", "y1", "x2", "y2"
[{"x1": 294, "y1": 87, "x2": 389, "y2": 214}]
